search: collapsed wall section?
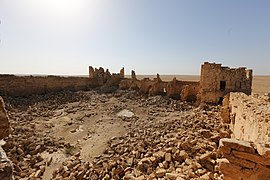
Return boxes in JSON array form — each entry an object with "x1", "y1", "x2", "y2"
[
  {"x1": 219, "y1": 92, "x2": 270, "y2": 179},
  {"x1": 119, "y1": 71, "x2": 200, "y2": 101},
  {"x1": 88, "y1": 66, "x2": 125, "y2": 92},
  {"x1": 167, "y1": 78, "x2": 199, "y2": 101},
  {"x1": 120, "y1": 73, "x2": 168, "y2": 95}
]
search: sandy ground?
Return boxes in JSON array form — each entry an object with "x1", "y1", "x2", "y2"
[
  {"x1": 126, "y1": 75, "x2": 270, "y2": 93},
  {"x1": 252, "y1": 76, "x2": 270, "y2": 94}
]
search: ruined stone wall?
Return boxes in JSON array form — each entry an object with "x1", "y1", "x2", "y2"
[
  {"x1": 88, "y1": 66, "x2": 125, "y2": 91},
  {"x1": 223, "y1": 92, "x2": 270, "y2": 143},
  {"x1": 180, "y1": 84, "x2": 200, "y2": 102},
  {"x1": 120, "y1": 77, "x2": 167, "y2": 95},
  {"x1": 119, "y1": 72, "x2": 200, "y2": 101},
  {"x1": 0, "y1": 66, "x2": 125, "y2": 97},
  {"x1": 167, "y1": 78, "x2": 199, "y2": 100},
  {"x1": 219, "y1": 92, "x2": 270, "y2": 179},
  {"x1": 219, "y1": 138, "x2": 270, "y2": 180},
  {"x1": 120, "y1": 72, "x2": 167, "y2": 95},
  {"x1": 198, "y1": 62, "x2": 252, "y2": 104},
  {"x1": 0, "y1": 75, "x2": 95, "y2": 97}
]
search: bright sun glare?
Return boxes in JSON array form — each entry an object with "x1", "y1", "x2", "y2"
[
  {"x1": 38, "y1": 0, "x2": 83, "y2": 16},
  {"x1": 34, "y1": 0, "x2": 89, "y2": 19},
  {"x1": 28, "y1": 0, "x2": 102, "y2": 29}
]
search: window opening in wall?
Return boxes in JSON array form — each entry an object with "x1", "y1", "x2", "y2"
[
  {"x1": 218, "y1": 97, "x2": 224, "y2": 105},
  {"x1": 220, "y1": 81, "x2": 226, "y2": 91}
]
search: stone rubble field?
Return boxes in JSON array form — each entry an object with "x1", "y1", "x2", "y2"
[{"x1": 2, "y1": 90, "x2": 230, "y2": 180}]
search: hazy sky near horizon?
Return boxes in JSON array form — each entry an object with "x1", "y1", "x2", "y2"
[{"x1": 0, "y1": 0, "x2": 270, "y2": 75}]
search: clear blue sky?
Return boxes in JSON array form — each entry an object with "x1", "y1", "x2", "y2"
[{"x1": 0, "y1": 0, "x2": 270, "y2": 75}]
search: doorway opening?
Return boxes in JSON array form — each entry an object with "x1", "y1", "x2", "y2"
[{"x1": 220, "y1": 81, "x2": 226, "y2": 91}]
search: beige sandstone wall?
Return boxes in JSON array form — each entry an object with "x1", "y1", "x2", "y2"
[
  {"x1": 219, "y1": 138, "x2": 270, "y2": 180},
  {"x1": 219, "y1": 92, "x2": 270, "y2": 179},
  {"x1": 0, "y1": 67, "x2": 125, "y2": 97},
  {"x1": 198, "y1": 62, "x2": 252, "y2": 104},
  {"x1": 229, "y1": 92, "x2": 270, "y2": 143},
  {"x1": 180, "y1": 84, "x2": 200, "y2": 102},
  {"x1": 0, "y1": 75, "x2": 96, "y2": 97},
  {"x1": 88, "y1": 66, "x2": 124, "y2": 87},
  {"x1": 166, "y1": 78, "x2": 199, "y2": 100},
  {"x1": 119, "y1": 71, "x2": 200, "y2": 101}
]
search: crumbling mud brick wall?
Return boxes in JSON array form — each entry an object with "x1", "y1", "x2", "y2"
[
  {"x1": 166, "y1": 78, "x2": 199, "y2": 101},
  {"x1": 119, "y1": 70, "x2": 141, "y2": 91},
  {"x1": 0, "y1": 75, "x2": 94, "y2": 97},
  {"x1": 89, "y1": 66, "x2": 125, "y2": 90},
  {"x1": 120, "y1": 72, "x2": 167, "y2": 95},
  {"x1": 198, "y1": 62, "x2": 252, "y2": 104},
  {"x1": 120, "y1": 71, "x2": 199, "y2": 101},
  {"x1": 0, "y1": 67, "x2": 124, "y2": 97},
  {"x1": 0, "y1": 96, "x2": 13, "y2": 180},
  {"x1": 140, "y1": 74, "x2": 167, "y2": 95},
  {"x1": 218, "y1": 92, "x2": 270, "y2": 180},
  {"x1": 180, "y1": 84, "x2": 200, "y2": 102}
]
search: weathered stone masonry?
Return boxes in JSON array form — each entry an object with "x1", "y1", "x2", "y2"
[
  {"x1": 119, "y1": 71, "x2": 200, "y2": 102},
  {"x1": 198, "y1": 62, "x2": 252, "y2": 104},
  {"x1": 0, "y1": 67, "x2": 125, "y2": 97},
  {"x1": 0, "y1": 62, "x2": 253, "y2": 105},
  {"x1": 119, "y1": 62, "x2": 253, "y2": 104},
  {"x1": 219, "y1": 92, "x2": 270, "y2": 180}
]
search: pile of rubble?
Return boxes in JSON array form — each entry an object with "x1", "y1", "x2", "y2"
[
  {"x1": 2, "y1": 91, "x2": 95, "y2": 179},
  {"x1": 1, "y1": 90, "x2": 231, "y2": 179},
  {"x1": 50, "y1": 97, "x2": 230, "y2": 179}
]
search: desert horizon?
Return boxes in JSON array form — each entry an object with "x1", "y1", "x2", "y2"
[{"x1": 5, "y1": 73, "x2": 270, "y2": 94}]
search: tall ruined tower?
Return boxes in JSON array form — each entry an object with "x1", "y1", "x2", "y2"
[{"x1": 198, "y1": 62, "x2": 253, "y2": 104}]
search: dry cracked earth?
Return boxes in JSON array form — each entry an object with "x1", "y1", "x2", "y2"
[{"x1": 2, "y1": 90, "x2": 230, "y2": 180}]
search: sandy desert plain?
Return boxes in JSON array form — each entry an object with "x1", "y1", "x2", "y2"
[{"x1": 1, "y1": 74, "x2": 269, "y2": 180}]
